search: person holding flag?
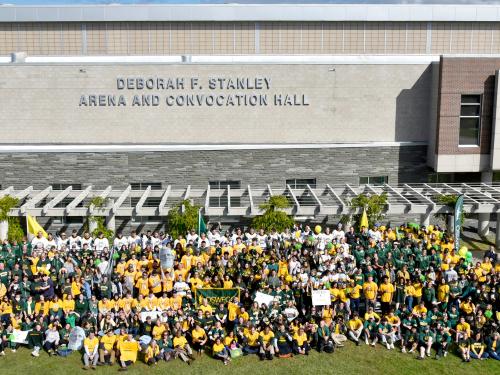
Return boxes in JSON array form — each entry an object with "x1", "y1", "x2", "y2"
[{"x1": 27, "y1": 215, "x2": 48, "y2": 249}]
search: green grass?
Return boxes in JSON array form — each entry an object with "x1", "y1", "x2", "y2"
[{"x1": 1, "y1": 343, "x2": 498, "y2": 375}]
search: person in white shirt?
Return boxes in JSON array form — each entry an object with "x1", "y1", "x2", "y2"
[
  {"x1": 256, "y1": 228, "x2": 268, "y2": 250},
  {"x1": 127, "y1": 230, "x2": 140, "y2": 247},
  {"x1": 186, "y1": 229, "x2": 199, "y2": 245},
  {"x1": 80, "y1": 231, "x2": 93, "y2": 249},
  {"x1": 368, "y1": 226, "x2": 382, "y2": 242},
  {"x1": 113, "y1": 232, "x2": 128, "y2": 249},
  {"x1": 45, "y1": 233, "x2": 57, "y2": 250},
  {"x1": 245, "y1": 227, "x2": 257, "y2": 245},
  {"x1": 173, "y1": 276, "x2": 189, "y2": 296},
  {"x1": 332, "y1": 224, "x2": 345, "y2": 243},
  {"x1": 94, "y1": 232, "x2": 109, "y2": 253},
  {"x1": 31, "y1": 232, "x2": 49, "y2": 250},
  {"x1": 151, "y1": 232, "x2": 161, "y2": 248},
  {"x1": 207, "y1": 228, "x2": 221, "y2": 246},
  {"x1": 67, "y1": 230, "x2": 81, "y2": 250}
]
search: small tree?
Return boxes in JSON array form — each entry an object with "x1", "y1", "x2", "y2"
[
  {"x1": 85, "y1": 196, "x2": 114, "y2": 241},
  {"x1": 168, "y1": 199, "x2": 202, "y2": 239},
  {"x1": 252, "y1": 195, "x2": 294, "y2": 232},
  {"x1": 349, "y1": 193, "x2": 388, "y2": 228},
  {"x1": 0, "y1": 195, "x2": 19, "y2": 222},
  {"x1": 0, "y1": 196, "x2": 23, "y2": 242}
]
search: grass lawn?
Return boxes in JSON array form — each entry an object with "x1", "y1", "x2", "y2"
[{"x1": 0, "y1": 343, "x2": 498, "y2": 375}]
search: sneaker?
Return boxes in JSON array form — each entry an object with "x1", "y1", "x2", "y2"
[
  {"x1": 11, "y1": 349, "x2": 16, "y2": 353},
  {"x1": 443, "y1": 351, "x2": 448, "y2": 357},
  {"x1": 386, "y1": 343, "x2": 391, "y2": 350},
  {"x1": 365, "y1": 338, "x2": 369, "y2": 345},
  {"x1": 402, "y1": 348, "x2": 406, "y2": 353},
  {"x1": 426, "y1": 352, "x2": 431, "y2": 357},
  {"x1": 0, "y1": 351, "x2": 5, "y2": 356},
  {"x1": 356, "y1": 340, "x2": 360, "y2": 346}
]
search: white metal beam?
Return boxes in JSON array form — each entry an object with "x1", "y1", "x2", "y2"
[
  {"x1": 135, "y1": 185, "x2": 151, "y2": 214},
  {"x1": 13, "y1": 186, "x2": 33, "y2": 200},
  {"x1": 307, "y1": 185, "x2": 322, "y2": 207},
  {"x1": 184, "y1": 185, "x2": 191, "y2": 201},
  {"x1": 404, "y1": 184, "x2": 435, "y2": 207},
  {"x1": 384, "y1": 184, "x2": 413, "y2": 205},
  {"x1": 204, "y1": 184, "x2": 210, "y2": 211},
  {"x1": 267, "y1": 184, "x2": 274, "y2": 197},
  {"x1": 345, "y1": 184, "x2": 358, "y2": 196},
  {"x1": 227, "y1": 185, "x2": 231, "y2": 209},
  {"x1": 65, "y1": 186, "x2": 92, "y2": 214},
  {"x1": 286, "y1": 184, "x2": 300, "y2": 209},
  {"x1": 444, "y1": 183, "x2": 479, "y2": 204},
  {"x1": 248, "y1": 185, "x2": 254, "y2": 212},
  {"x1": 111, "y1": 185, "x2": 131, "y2": 214},
  {"x1": 326, "y1": 184, "x2": 345, "y2": 209},
  {"x1": 42, "y1": 186, "x2": 72, "y2": 215},
  {"x1": 0, "y1": 186, "x2": 14, "y2": 198},
  {"x1": 158, "y1": 185, "x2": 171, "y2": 215},
  {"x1": 461, "y1": 183, "x2": 493, "y2": 201},
  {"x1": 21, "y1": 186, "x2": 52, "y2": 214}
]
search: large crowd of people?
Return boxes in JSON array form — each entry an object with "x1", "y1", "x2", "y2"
[{"x1": 0, "y1": 222, "x2": 499, "y2": 370}]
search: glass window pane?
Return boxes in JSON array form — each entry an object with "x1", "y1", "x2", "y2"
[
  {"x1": 459, "y1": 117, "x2": 480, "y2": 145},
  {"x1": 460, "y1": 105, "x2": 480, "y2": 116},
  {"x1": 359, "y1": 177, "x2": 369, "y2": 184},
  {"x1": 461, "y1": 95, "x2": 481, "y2": 104}
]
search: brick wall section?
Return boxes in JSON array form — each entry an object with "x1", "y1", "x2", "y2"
[
  {"x1": 436, "y1": 56, "x2": 500, "y2": 155},
  {"x1": 0, "y1": 145, "x2": 428, "y2": 189}
]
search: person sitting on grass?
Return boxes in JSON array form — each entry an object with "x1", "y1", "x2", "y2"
[
  {"x1": 401, "y1": 325, "x2": 418, "y2": 354},
  {"x1": 458, "y1": 332, "x2": 472, "y2": 363},
  {"x1": 43, "y1": 323, "x2": 60, "y2": 356},
  {"x1": 172, "y1": 329, "x2": 194, "y2": 365},
  {"x1": 117, "y1": 333, "x2": 141, "y2": 371},
  {"x1": 82, "y1": 331, "x2": 99, "y2": 370},
  {"x1": 259, "y1": 325, "x2": 275, "y2": 360},
  {"x1": 417, "y1": 325, "x2": 434, "y2": 360},
  {"x1": 470, "y1": 332, "x2": 488, "y2": 360},
  {"x1": 243, "y1": 325, "x2": 260, "y2": 355},
  {"x1": 99, "y1": 329, "x2": 117, "y2": 366},
  {"x1": 27, "y1": 323, "x2": 43, "y2": 357},
  {"x1": 191, "y1": 322, "x2": 208, "y2": 356},
  {"x1": 213, "y1": 337, "x2": 231, "y2": 365},
  {"x1": 293, "y1": 327, "x2": 310, "y2": 355},
  {"x1": 145, "y1": 340, "x2": 161, "y2": 365},
  {"x1": 347, "y1": 312, "x2": 363, "y2": 346}
]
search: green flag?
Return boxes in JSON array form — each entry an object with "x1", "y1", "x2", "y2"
[{"x1": 198, "y1": 209, "x2": 207, "y2": 236}]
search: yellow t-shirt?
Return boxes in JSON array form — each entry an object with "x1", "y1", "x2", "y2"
[
  {"x1": 293, "y1": 332, "x2": 308, "y2": 346},
  {"x1": 363, "y1": 281, "x2": 378, "y2": 300},
  {"x1": 379, "y1": 283, "x2": 394, "y2": 303},
  {"x1": 118, "y1": 340, "x2": 140, "y2": 362},
  {"x1": 245, "y1": 331, "x2": 260, "y2": 346},
  {"x1": 84, "y1": 337, "x2": 99, "y2": 353},
  {"x1": 173, "y1": 336, "x2": 188, "y2": 348},
  {"x1": 213, "y1": 343, "x2": 225, "y2": 353},
  {"x1": 259, "y1": 331, "x2": 274, "y2": 345},
  {"x1": 100, "y1": 335, "x2": 117, "y2": 351}
]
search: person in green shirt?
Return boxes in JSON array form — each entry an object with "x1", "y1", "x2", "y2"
[
  {"x1": 363, "y1": 316, "x2": 378, "y2": 346},
  {"x1": 402, "y1": 325, "x2": 418, "y2": 353},
  {"x1": 27, "y1": 323, "x2": 44, "y2": 357},
  {"x1": 417, "y1": 325, "x2": 434, "y2": 359},
  {"x1": 434, "y1": 324, "x2": 451, "y2": 359}
]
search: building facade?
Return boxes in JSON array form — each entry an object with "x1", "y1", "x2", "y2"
[{"x1": 2, "y1": 4, "x2": 500, "y2": 232}]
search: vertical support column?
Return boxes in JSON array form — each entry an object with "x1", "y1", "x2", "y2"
[
  {"x1": 420, "y1": 212, "x2": 430, "y2": 227},
  {"x1": 447, "y1": 215, "x2": 454, "y2": 234},
  {"x1": 479, "y1": 172, "x2": 493, "y2": 236},
  {"x1": 496, "y1": 213, "x2": 500, "y2": 249},
  {"x1": 106, "y1": 199, "x2": 115, "y2": 232}
]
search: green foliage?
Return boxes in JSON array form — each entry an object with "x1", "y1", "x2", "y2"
[
  {"x1": 7, "y1": 216, "x2": 25, "y2": 243},
  {"x1": 85, "y1": 196, "x2": 114, "y2": 241},
  {"x1": 433, "y1": 194, "x2": 465, "y2": 230},
  {"x1": 0, "y1": 195, "x2": 19, "y2": 222},
  {"x1": 252, "y1": 195, "x2": 294, "y2": 232},
  {"x1": 168, "y1": 199, "x2": 202, "y2": 238},
  {"x1": 349, "y1": 193, "x2": 388, "y2": 228}
]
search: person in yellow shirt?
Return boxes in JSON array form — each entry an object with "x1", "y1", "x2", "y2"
[
  {"x1": 379, "y1": 276, "x2": 395, "y2": 315},
  {"x1": 99, "y1": 330, "x2": 117, "y2": 365},
  {"x1": 83, "y1": 331, "x2": 99, "y2": 370},
  {"x1": 347, "y1": 311, "x2": 364, "y2": 345},
  {"x1": 135, "y1": 272, "x2": 151, "y2": 297},
  {"x1": 199, "y1": 299, "x2": 213, "y2": 314},
  {"x1": 148, "y1": 272, "x2": 162, "y2": 296},
  {"x1": 243, "y1": 326, "x2": 260, "y2": 355},
  {"x1": 172, "y1": 330, "x2": 194, "y2": 364},
  {"x1": 459, "y1": 296, "x2": 476, "y2": 317},
  {"x1": 363, "y1": 276, "x2": 378, "y2": 309},
  {"x1": 456, "y1": 317, "x2": 471, "y2": 342},
  {"x1": 144, "y1": 340, "x2": 161, "y2": 366},
  {"x1": 227, "y1": 297, "x2": 240, "y2": 325},
  {"x1": 213, "y1": 337, "x2": 231, "y2": 365},
  {"x1": 62, "y1": 295, "x2": 75, "y2": 316},
  {"x1": 259, "y1": 325, "x2": 275, "y2": 360},
  {"x1": 34, "y1": 295, "x2": 50, "y2": 316},
  {"x1": 412, "y1": 300, "x2": 427, "y2": 316},
  {"x1": 118, "y1": 334, "x2": 141, "y2": 370},
  {"x1": 293, "y1": 327, "x2": 310, "y2": 355},
  {"x1": 191, "y1": 323, "x2": 208, "y2": 355},
  {"x1": 152, "y1": 320, "x2": 166, "y2": 341}
]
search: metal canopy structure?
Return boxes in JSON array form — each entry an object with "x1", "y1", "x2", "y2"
[{"x1": 2, "y1": 183, "x2": 500, "y2": 219}]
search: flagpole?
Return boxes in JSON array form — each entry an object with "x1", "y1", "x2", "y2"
[{"x1": 198, "y1": 208, "x2": 201, "y2": 237}]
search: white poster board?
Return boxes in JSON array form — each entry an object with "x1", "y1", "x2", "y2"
[
  {"x1": 140, "y1": 311, "x2": 161, "y2": 322},
  {"x1": 254, "y1": 292, "x2": 274, "y2": 307},
  {"x1": 312, "y1": 289, "x2": 331, "y2": 306},
  {"x1": 10, "y1": 329, "x2": 30, "y2": 344}
]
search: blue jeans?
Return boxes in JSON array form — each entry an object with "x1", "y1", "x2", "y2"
[{"x1": 470, "y1": 352, "x2": 489, "y2": 359}]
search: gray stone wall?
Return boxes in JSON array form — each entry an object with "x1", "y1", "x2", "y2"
[{"x1": 0, "y1": 145, "x2": 428, "y2": 189}]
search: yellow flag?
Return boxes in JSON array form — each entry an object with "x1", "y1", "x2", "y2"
[
  {"x1": 360, "y1": 208, "x2": 369, "y2": 230},
  {"x1": 27, "y1": 215, "x2": 48, "y2": 238}
]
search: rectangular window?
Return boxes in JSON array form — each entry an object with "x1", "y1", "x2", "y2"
[
  {"x1": 359, "y1": 176, "x2": 388, "y2": 186},
  {"x1": 209, "y1": 180, "x2": 241, "y2": 189},
  {"x1": 130, "y1": 197, "x2": 162, "y2": 207},
  {"x1": 459, "y1": 94, "x2": 481, "y2": 146},
  {"x1": 130, "y1": 182, "x2": 162, "y2": 190},
  {"x1": 286, "y1": 178, "x2": 317, "y2": 189}
]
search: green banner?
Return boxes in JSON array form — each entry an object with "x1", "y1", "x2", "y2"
[
  {"x1": 454, "y1": 195, "x2": 464, "y2": 252},
  {"x1": 195, "y1": 288, "x2": 240, "y2": 306}
]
